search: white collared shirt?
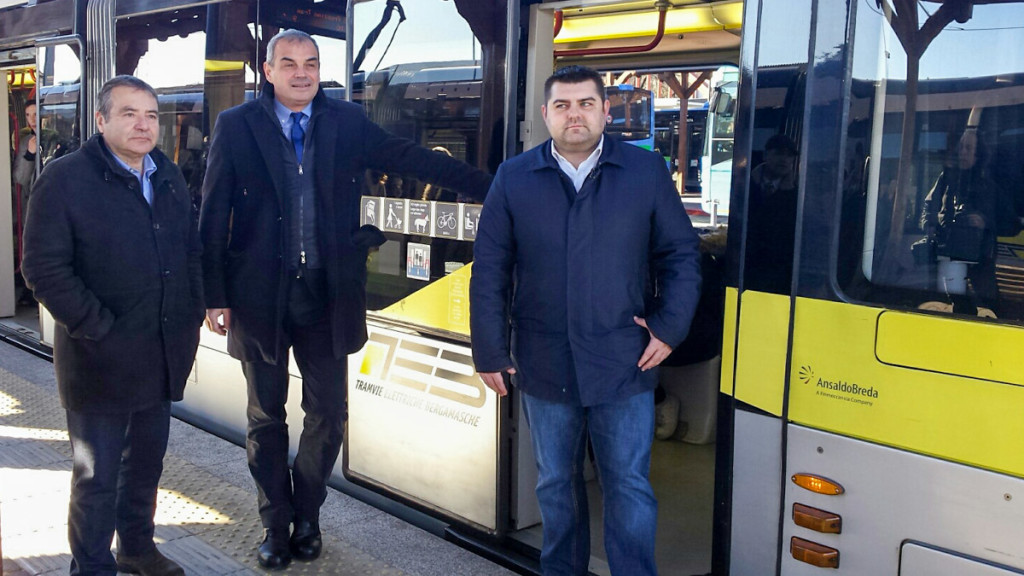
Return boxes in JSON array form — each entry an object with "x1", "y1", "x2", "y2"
[{"x1": 551, "y1": 135, "x2": 604, "y2": 193}]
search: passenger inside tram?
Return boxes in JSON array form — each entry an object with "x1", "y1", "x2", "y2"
[{"x1": 9, "y1": 94, "x2": 40, "y2": 305}]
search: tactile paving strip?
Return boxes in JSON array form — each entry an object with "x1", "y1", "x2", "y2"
[{"x1": 0, "y1": 365, "x2": 409, "y2": 575}]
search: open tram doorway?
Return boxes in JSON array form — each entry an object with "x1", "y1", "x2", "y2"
[
  {"x1": 0, "y1": 41, "x2": 82, "y2": 347},
  {"x1": 0, "y1": 51, "x2": 39, "y2": 340},
  {"x1": 508, "y1": 3, "x2": 742, "y2": 574}
]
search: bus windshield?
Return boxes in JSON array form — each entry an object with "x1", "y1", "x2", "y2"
[
  {"x1": 700, "y1": 67, "x2": 738, "y2": 216},
  {"x1": 605, "y1": 84, "x2": 654, "y2": 150}
]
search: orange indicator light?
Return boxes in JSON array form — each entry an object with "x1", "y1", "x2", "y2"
[
  {"x1": 793, "y1": 503, "x2": 842, "y2": 533},
  {"x1": 792, "y1": 473, "x2": 844, "y2": 495},
  {"x1": 791, "y1": 537, "x2": 839, "y2": 568}
]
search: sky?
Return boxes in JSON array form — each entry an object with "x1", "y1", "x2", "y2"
[{"x1": 853, "y1": 0, "x2": 1024, "y2": 81}]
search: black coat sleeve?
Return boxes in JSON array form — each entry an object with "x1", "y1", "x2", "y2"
[
  {"x1": 469, "y1": 167, "x2": 515, "y2": 372},
  {"x1": 21, "y1": 162, "x2": 115, "y2": 340},
  {"x1": 187, "y1": 177, "x2": 205, "y2": 319},
  {"x1": 199, "y1": 112, "x2": 237, "y2": 309},
  {"x1": 643, "y1": 159, "x2": 702, "y2": 349}
]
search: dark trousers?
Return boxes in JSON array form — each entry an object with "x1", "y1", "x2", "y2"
[
  {"x1": 242, "y1": 270, "x2": 347, "y2": 530},
  {"x1": 66, "y1": 401, "x2": 171, "y2": 576}
]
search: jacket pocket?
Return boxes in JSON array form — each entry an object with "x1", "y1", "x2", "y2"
[{"x1": 227, "y1": 187, "x2": 253, "y2": 253}]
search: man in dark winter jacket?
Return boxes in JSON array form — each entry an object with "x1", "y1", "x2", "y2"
[
  {"x1": 470, "y1": 66, "x2": 702, "y2": 576},
  {"x1": 200, "y1": 29, "x2": 491, "y2": 569},
  {"x1": 22, "y1": 75, "x2": 203, "y2": 576}
]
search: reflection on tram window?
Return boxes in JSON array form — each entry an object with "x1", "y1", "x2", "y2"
[
  {"x1": 733, "y1": 0, "x2": 813, "y2": 296},
  {"x1": 741, "y1": 61, "x2": 807, "y2": 295},
  {"x1": 118, "y1": 6, "x2": 209, "y2": 209},
  {"x1": 100, "y1": 0, "x2": 497, "y2": 334},
  {"x1": 351, "y1": 1, "x2": 498, "y2": 332},
  {"x1": 36, "y1": 44, "x2": 83, "y2": 165},
  {"x1": 837, "y1": 0, "x2": 1024, "y2": 322},
  {"x1": 745, "y1": 134, "x2": 800, "y2": 294},
  {"x1": 359, "y1": 61, "x2": 487, "y2": 317},
  {"x1": 117, "y1": 0, "x2": 351, "y2": 211}
]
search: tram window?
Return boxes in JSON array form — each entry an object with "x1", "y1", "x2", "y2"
[
  {"x1": 205, "y1": 0, "x2": 260, "y2": 121},
  {"x1": 351, "y1": 1, "x2": 498, "y2": 337},
  {"x1": 118, "y1": 7, "x2": 209, "y2": 207},
  {"x1": 837, "y1": 0, "x2": 1024, "y2": 322},
  {"x1": 740, "y1": 0, "x2": 810, "y2": 295},
  {"x1": 37, "y1": 45, "x2": 82, "y2": 164}
]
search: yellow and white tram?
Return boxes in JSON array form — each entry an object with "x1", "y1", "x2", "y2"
[{"x1": 0, "y1": 0, "x2": 1022, "y2": 574}]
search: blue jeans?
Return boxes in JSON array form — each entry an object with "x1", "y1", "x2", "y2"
[
  {"x1": 522, "y1": 391, "x2": 658, "y2": 576},
  {"x1": 66, "y1": 401, "x2": 171, "y2": 576}
]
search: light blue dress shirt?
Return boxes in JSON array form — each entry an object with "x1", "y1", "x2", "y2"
[
  {"x1": 273, "y1": 99, "x2": 313, "y2": 139},
  {"x1": 111, "y1": 151, "x2": 158, "y2": 205}
]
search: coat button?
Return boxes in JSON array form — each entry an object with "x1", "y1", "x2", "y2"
[
  {"x1": 162, "y1": 316, "x2": 168, "y2": 323},
  {"x1": 153, "y1": 223, "x2": 161, "y2": 230},
  {"x1": 163, "y1": 270, "x2": 171, "y2": 277}
]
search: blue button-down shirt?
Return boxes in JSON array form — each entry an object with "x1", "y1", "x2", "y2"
[
  {"x1": 273, "y1": 99, "x2": 313, "y2": 139},
  {"x1": 111, "y1": 152, "x2": 157, "y2": 205}
]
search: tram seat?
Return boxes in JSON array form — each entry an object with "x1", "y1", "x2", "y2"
[{"x1": 658, "y1": 355, "x2": 720, "y2": 444}]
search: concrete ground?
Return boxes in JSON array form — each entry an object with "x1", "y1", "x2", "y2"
[{"x1": 0, "y1": 342, "x2": 515, "y2": 576}]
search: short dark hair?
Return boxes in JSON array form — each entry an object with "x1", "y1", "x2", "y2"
[
  {"x1": 96, "y1": 75, "x2": 158, "y2": 119},
  {"x1": 765, "y1": 133, "x2": 798, "y2": 157},
  {"x1": 267, "y1": 29, "x2": 320, "y2": 65},
  {"x1": 544, "y1": 65, "x2": 606, "y2": 103}
]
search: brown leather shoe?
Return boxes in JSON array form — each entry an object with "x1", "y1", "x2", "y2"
[
  {"x1": 115, "y1": 548, "x2": 185, "y2": 576},
  {"x1": 290, "y1": 519, "x2": 322, "y2": 561}
]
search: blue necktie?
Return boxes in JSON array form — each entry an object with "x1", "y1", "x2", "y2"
[{"x1": 290, "y1": 111, "x2": 305, "y2": 163}]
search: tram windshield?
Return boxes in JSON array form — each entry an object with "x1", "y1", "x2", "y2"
[{"x1": 838, "y1": 0, "x2": 1024, "y2": 322}]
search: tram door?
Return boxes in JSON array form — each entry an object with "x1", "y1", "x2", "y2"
[
  {"x1": 0, "y1": 49, "x2": 32, "y2": 321},
  {"x1": 0, "y1": 39, "x2": 81, "y2": 345}
]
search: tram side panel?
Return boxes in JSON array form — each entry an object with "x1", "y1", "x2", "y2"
[{"x1": 724, "y1": 0, "x2": 1024, "y2": 573}]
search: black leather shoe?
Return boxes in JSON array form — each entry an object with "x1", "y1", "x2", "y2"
[
  {"x1": 290, "y1": 519, "x2": 322, "y2": 561},
  {"x1": 257, "y1": 528, "x2": 292, "y2": 570},
  {"x1": 115, "y1": 548, "x2": 185, "y2": 576}
]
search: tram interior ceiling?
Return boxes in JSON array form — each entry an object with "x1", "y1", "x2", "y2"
[{"x1": 550, "y1": 0, "x2": 743, "y2": 69}]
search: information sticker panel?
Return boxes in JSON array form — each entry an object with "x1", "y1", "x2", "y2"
[
  {"x1": 345, "y1": 324, "x2": 499, "y2": 531},
  {"x1": 360, "y1": 197, "x2": 480, "y2": 241}
]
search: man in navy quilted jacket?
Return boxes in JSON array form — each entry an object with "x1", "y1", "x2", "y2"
[{"x1": 470, "y1": 65, "x2": 702, "y2": 576}]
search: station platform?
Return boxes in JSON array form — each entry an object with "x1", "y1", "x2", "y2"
[{"x1": 0, "y1": 342, "x2": 515, "y2": 576}]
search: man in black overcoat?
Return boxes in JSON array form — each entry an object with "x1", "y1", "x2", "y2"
[
  {"x1": 22, "y1": 75, "x2": 204, "y2": 576},
  {"x1": 199, "y1": 29, "x2": 491, "y2": 569}
]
